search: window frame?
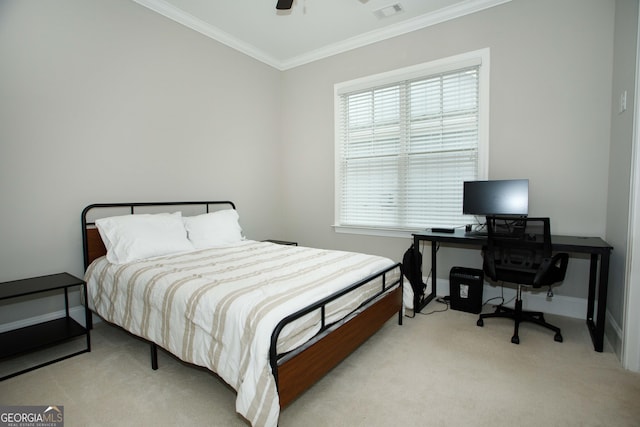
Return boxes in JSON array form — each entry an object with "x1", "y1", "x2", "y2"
[{"x1": 333, "y1": 48, "x2": 490, "y2": 238}]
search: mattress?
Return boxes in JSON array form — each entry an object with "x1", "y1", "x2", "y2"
[{"x1": 85, "y1": 239, "x2": 400, "y2": 427}]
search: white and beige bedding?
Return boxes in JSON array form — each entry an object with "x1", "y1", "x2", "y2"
[{"x1": 85, "y1": 239, "x2": 400, "y2": 427}]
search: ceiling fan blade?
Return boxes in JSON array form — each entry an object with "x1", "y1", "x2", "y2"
[{"x1": 276, "y1": 0, "x2": 294, "y2": 10}]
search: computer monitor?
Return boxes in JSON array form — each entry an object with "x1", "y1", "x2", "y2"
[{"x1": 463, "y1": 179, "x2": 529, "y2": 216}]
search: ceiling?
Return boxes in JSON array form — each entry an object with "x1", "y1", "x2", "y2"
[{"x1": 132, "y1": 0, "x2": 511, "y2": 70}]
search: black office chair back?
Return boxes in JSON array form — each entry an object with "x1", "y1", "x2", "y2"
[
  {"x1": 483, "y1": 216, "x2": 561, "y2": 288},
  {"x1": 479, "y1": 216, "x2": 568, "y2": 344}
]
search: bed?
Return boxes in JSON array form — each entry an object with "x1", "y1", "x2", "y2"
[{"x1": 81, "y1": 201, "x2": 403, "y2": 427}]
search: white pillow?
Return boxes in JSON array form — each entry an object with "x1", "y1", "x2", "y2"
[
  {"x1": 182, "y1": 209, "x2": 244, "y2": 249},
  {"x1": 95, "y1": 212, "x2": 194, "y2": 264}
]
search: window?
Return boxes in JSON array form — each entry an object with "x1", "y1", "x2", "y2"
[{"x1": 334, "y1": 49, "x2": 489, "y2": 237}]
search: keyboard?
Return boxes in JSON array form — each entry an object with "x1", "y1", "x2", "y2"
[{"x1": 431, "y1": 227, "x2": 455, "y2": 233}]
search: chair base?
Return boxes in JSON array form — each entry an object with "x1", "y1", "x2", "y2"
[{"x1": 476, "y1": 290, "x2": 563, "y2": 345}]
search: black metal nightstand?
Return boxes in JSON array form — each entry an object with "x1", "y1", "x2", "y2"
[
  {"x1": 262, "y1": 239, "x2": 298, "y2": 246},
  {"x1": 0, "y1": 272, "x2": 91, "y2": 381}
]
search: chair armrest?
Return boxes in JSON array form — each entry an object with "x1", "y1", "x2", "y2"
[{"x1": 533, "y1": 253, "x2": 569, "y2": 287}]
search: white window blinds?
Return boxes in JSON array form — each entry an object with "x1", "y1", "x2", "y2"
[{"x1": 335, "y1": 55, "x2": 486, "y2": 234}]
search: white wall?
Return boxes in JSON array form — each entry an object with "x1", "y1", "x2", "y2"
[
  {"x1": 0, "y1": 0, "x2": 626, "y2": 328},
  {"x1": 0, "y1": 0, "x2": 283, "y2": 322},
  {"x1": 608, "y1": 0, "x2": 639, "y2": 360},
  {"x1": 280, "y1": 0, "x2": 616, "y2": 302}
]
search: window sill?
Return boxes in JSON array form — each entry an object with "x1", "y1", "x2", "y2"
[{"x1": 332, "y1": 225, "x2": 424, "y2": 239}]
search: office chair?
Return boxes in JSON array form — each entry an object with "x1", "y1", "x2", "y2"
[{"x1": 477, "y1": 216, "x2": 569, "y2": 344}]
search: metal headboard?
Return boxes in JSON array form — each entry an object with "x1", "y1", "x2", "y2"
[{"x1": 81, "y1": 201, "x2": 236, "y2": 270}]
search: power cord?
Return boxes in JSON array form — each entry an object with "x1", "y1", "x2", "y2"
[
  {"x1": 415, "y1": 296, "x2": 449, "y2": 315},
  {"x1": 481, "y1": 283, "x2": 515, "y2": 309},
  {"x1": 404, "y1": 240, "x2": 453, "y2": 318}
]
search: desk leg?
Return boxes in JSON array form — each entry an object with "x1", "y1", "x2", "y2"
[
  {"x1": 586, "y1": 253, "x2": 609, "y2": 352},
  {"x1": 595, "y1": 252, "x2": 610, "y2": 352},
  {"x1": 414, "y1": 237, "x2": 436, "y2": 313},
  {"x1": 586, "y1": 254, "x2": 598, "y2": 324},
  {"x1": 431, "y1": 241, "x2": 437, "y2": 300},
  {"x1": 413, "y1": 236, "x2": 421, "y2": 312}
]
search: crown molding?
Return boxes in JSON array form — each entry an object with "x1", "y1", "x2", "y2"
[
  {"x1": 132, "y1": 0, "x2": 511, "y2": 71},
  {"x1": 281, "y1": 0, "x2": 511, "y2": 69},
  {"x1": 132, "y1": 0, "x2": 282, "y2": 69}
]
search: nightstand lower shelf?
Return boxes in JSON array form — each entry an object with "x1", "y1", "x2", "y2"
[
  {"x1": 0, "y1": 318, "x2": 90, "y2": 380},
  {"x1": 0, "y1": 317, "x2": 88, "y2": 358}
]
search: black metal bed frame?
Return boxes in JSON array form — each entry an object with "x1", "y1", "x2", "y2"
[
  {"x1": 81, "y1": 200, "x2": 403, "y2": 402},
  {"x1": 269, "y1": 263, "x2": 402, "y2": 386},
  {"x1": 81, "y1": 201, "x2": 235, "y2": 336},
  {"x1": 81, "y1": 200, "x2": 235, "y2": 269}
]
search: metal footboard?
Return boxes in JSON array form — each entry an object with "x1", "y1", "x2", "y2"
[{"x1": 269, "y1": 263, "x2": 403, "y2": 388}]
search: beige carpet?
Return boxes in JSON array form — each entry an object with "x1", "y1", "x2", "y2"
[{"x1": 2, "y1": 303, "x2": 640, "y2": 426}]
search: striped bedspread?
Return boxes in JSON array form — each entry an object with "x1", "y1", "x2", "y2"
[{"x1": 85, "y1": 240, "x2": 400, "y2": 427}]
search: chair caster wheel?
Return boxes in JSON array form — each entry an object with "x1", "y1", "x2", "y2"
[
  {"x1": 554, "y1": 333, "x2": 563, "y2": 342},
  {"x1": 477, "y1": 318, "x2": 484, "y2": 327},
  {"x1": 511, "y1": 336, "x2": 520, "y2": 344}
]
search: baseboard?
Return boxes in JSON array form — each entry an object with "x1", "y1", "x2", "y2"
[
  {"x1": 0, "y1": 305, "x2": 91, "y2": 333},
  {"x1": 605, "y1": 309, "x2": 623, "y2": 357},
  {"x1": 436, "y1": 278, "x2": 588, "y2": 320}
]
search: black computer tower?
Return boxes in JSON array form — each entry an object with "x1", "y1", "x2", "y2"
[{"x1": 449, "y1": 267, "x2": 484, "y2": 314}]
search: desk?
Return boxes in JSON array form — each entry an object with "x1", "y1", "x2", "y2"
[{"x1": 413, "y1": 229, "x2": 613, "y2": 352}]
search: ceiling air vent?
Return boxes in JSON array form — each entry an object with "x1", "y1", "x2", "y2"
[{"x1": 373, "y1": 3, "x2": 404, "y2": 19}]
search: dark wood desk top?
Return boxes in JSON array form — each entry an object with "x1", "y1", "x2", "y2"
[{"x1": 413, "y1": 229, "x2": 612, "y2": 255}]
